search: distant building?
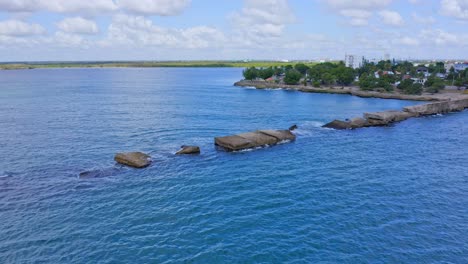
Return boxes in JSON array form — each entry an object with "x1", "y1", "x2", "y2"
[
  {"x1": 344, "y1": 54, "x2": 363, "y2": 69},
  {"x1": 454, "y1": 63, "x2": 468, "y2": 72}
]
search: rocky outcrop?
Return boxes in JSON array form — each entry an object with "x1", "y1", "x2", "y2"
[
  {"x1": 324, "y1": 99, "x2": 468, "y2": 130},
  {"x1": 403, "y1": 99, "x2": 468, "y2": 115},
  {"x1": 215, "y1": 129, "x2": 296, "y2": 151},
  {"x1": 114, "y1": 152, "x2": 151, "y2": 168},
  {"x1": 323, "y1": 119, "x2": 352, "y2": 129},
  {"x1": 289, "y1": 124, "x2": 298, "y2": 131},
  {"x1": 176, "y1": 145, "x2": 200, "y2": 155},
  {"x1": 364, "y1": 110, "x2": 417, "y2": 126}
]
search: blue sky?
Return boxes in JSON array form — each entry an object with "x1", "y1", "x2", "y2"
[{"x1": 0, "y1": 0, "x2": 467, "y2": 61}]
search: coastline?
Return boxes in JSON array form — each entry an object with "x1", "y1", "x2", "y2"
[
  {"x1": 234, "y1": 80, "x2": 467, "y2": 102},
  {"x1": 234, "y1": 80, "x2": 468, "y2": 130}
]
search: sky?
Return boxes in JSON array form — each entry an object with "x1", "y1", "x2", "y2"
[{"x1": 0, "y1": 0, "x2": 467, "y2": 62}]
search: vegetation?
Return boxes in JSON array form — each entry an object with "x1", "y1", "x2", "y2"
[
  {"x1": 240, "y1": 59, "x2": 468, "y2": 95},
  {"x1": 284, "y1": 69, "x2": 302, "y2": 85},
  {"x1": 0, "y1": 60, "x2": 321, "y2": 70}
]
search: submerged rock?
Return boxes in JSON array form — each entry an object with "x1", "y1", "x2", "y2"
[
  {"x1": 114, "y1": 152, "x2": 151, "y2": 168},
  {"x1": 215, "y1": 129, "x2": 296, "y2": 151},
  {"x1": 176, "y1": 145, "x2": 201, "y2": 155}
]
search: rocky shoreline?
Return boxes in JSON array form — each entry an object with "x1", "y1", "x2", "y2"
[
  {"x1": 234, "y1": 80, "x2": 466, "y2": 102},
  {"x1": 234, "y1": 79, "x2": 468, "y2": 130}
]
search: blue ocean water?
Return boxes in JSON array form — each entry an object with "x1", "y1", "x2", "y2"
[{"x1": 0, "y1": 68, "x2": 467, "y2": 263}]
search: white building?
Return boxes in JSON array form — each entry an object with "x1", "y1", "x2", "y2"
[{"x1": 344, "y1": 54, "x2": 363, "y2": 69}]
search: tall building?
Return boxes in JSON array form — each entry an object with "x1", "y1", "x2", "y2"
[{"x1": 344, "y1": 54, "x2": 363, "y2": 69}]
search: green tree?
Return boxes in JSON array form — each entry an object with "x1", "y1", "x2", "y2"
[
  {"x1": 294, "y1": 63, "x2": 310, "y2": 75},
  {"x1": 243, "y1": 67, "x2": 258, "y2": 80},
  {"x1": 321, "y1": 72, "x2": 336, "y2": 86},
  {"x1": 335, "y1": 66, "x2": 355, "y2": 86},
  {"x1": 258, "y1": 67, "x2": 274, "y2": 79},
  {"x1": 284, "y1": 69, "x2": 302, "y2": 85}
]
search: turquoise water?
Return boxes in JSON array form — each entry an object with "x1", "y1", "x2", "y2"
[{"x1": 0, "y1": 68, "x2": 467, "y2": 263}]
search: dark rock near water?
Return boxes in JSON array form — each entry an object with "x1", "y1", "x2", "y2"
[
  {"x1": 114, "y1": 152, "x2": 151, "y2": 168},
  {"x1": 176, "y1": 145, "x2": 200, "y2": 155},
  {"x1": 79, "y1": 167, "x2": 122, "y2": 179},
  {"x1": 215, "y1": 129, "x2": 296, "y2": 151},
  {"x1": 289, "y1": 124, "x2": 298, "y2": 131},
  {"x1": 322, "y1": 119, "x2": 351, "y2": 129}
]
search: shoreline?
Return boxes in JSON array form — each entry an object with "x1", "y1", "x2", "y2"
[
  {"x1": 234, "y1": 80, "x2": 467, "y2": 102},
  {"x1": 234, "y1": 80, "x2": 468, "y2": 130}
]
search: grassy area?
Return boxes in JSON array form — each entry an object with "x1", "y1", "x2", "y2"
[{"x1": 0, "y1": 60, "x2": 323, "y2": 70}]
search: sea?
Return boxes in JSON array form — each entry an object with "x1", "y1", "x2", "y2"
[{"x1": 0, "y1": 67, "x2": 467, "y2": 263}]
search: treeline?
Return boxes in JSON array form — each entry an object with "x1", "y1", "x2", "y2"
[{"x1": 243, "y1": 62, "x2": 355, "y2": 86}]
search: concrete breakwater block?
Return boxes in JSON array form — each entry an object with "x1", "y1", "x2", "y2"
[
  {"x1": 176, "y1": 145, "x2": 201, "y2": 155},
  {"x1": 114, "y1": 152, "x2": 151, "y2": 168},
  {"x1": 215, "y1": 130, "x2": 296, "y2": 151}
]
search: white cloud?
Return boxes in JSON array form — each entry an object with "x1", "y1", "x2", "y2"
[
  {"x1": 378, "y1": 10, "x2": 404, "y2": 26},
  {"x1": 324, "y1": 0, "x2": 393, "y2": 9},
  {"x1": 322, "y1": 0, "x2": 393, "y2": 27},
  {"x1": 419, "y1": 28, "x2": 461, "y2": 45},
  {"x1": 0, "y1": 0, "x2": 117, "y2": 14},
  {"x1": 117, "y1": 0, "x2": 191, "y2": 16},
  {"x1": 229, "y1": 0, "x2": 295, "y2": 44},
  {"x1": 0, "y1": 0, "x2": 37, "y2": 12},
  {"x1": 0, "y1": 0, "x2": 191, "y2": 15},
  {"x1": 41, "y1": 0, "x2": 117, "y2": 14},
  {"x1": 57, "y1": 17, "x2": 99, "y2": 34},
  {"x1": 440, "y1": 0, "x2": 468, "y2": 20},
  {"x1": 103, "y1": 14, "x2": 225, "y2": 49},
  {"x1": 0, "y1": 19, "x2": 45, "y2": 36}
]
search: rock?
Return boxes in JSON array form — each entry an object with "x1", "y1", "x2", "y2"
[
  {"x1": 448, "y1": 98, "x2": 468, "y2": 112},
  {"x1": 176, "y1": 145, "x2": 200, "y2": 155},
  {"x1": 215, "y1": 129, "x2": 296, "y2": 151},
  {"x1": 403, "y1": 101, "x2": 451, "y2": 115},
  {"x1": 363, "y1": 110, "x2": 417, "y2": 126},
  {"x1": 289, "y1": 124, "x2": 298, "y2": 131},
  {"x1": 349, "y1": 117, "x2": 368, "y2": 128},
  {"x1": 258, "y1": 130, "x2": 296, "y2": 141},
  {"x1": 322, "y1": 119, "x2": 351, "y2": 129},
  {"x1": 114, "y1": 152, "x2": 151, "y2": 168},
  {"x1": 79, "y1": 167, "x2": 121, "y2": 178}
]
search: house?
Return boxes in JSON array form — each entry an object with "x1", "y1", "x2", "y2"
[
  {"x1": 454, "y1": 63, "x2": 468, "y2": 72},
  {"x1": 411, "y1": 77, "x2": 426, "y2": 85},
  {"x1": 416, "y1": 66, "x2": 428, "y2": 74},
  {"x1": 436, "y1": 73, "x2": 446, "y2": 79}
]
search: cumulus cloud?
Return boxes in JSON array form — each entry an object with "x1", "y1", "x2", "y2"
[
  {"x1": 229, "y1": 0, "x2": 295, "y2": 44},
  {"x1": 117, "y1": 0, "x2": 191, "y2": 16},
  {"x1": 0, "y1": 19, "x2": 46, "y2": 36},
  {"x1": 104, "y1": 14, "x2": 225, "y2": 48},
  {"x1": 440, "y1": 0, "x2": 468, "y2": 20},
  {"x1": 322, "y1": 0, "x2": 393, "y2": 26},
  {"x1": 378, "y1": 10, "x2": 404, "y2": 26},
  {"x1": 57, "y1": 17, "x2": 99, "y2": 34},
  {"x1": 0, "y1": 0, "x2": 191, "y2": 15},
  {"x1": 0, "y1": 0, "x2": 117, "y2": 14}
]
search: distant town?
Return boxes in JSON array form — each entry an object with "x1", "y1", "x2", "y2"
[{"x1": 241, "y1": 55, "x2": 468, "y2": 95}]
